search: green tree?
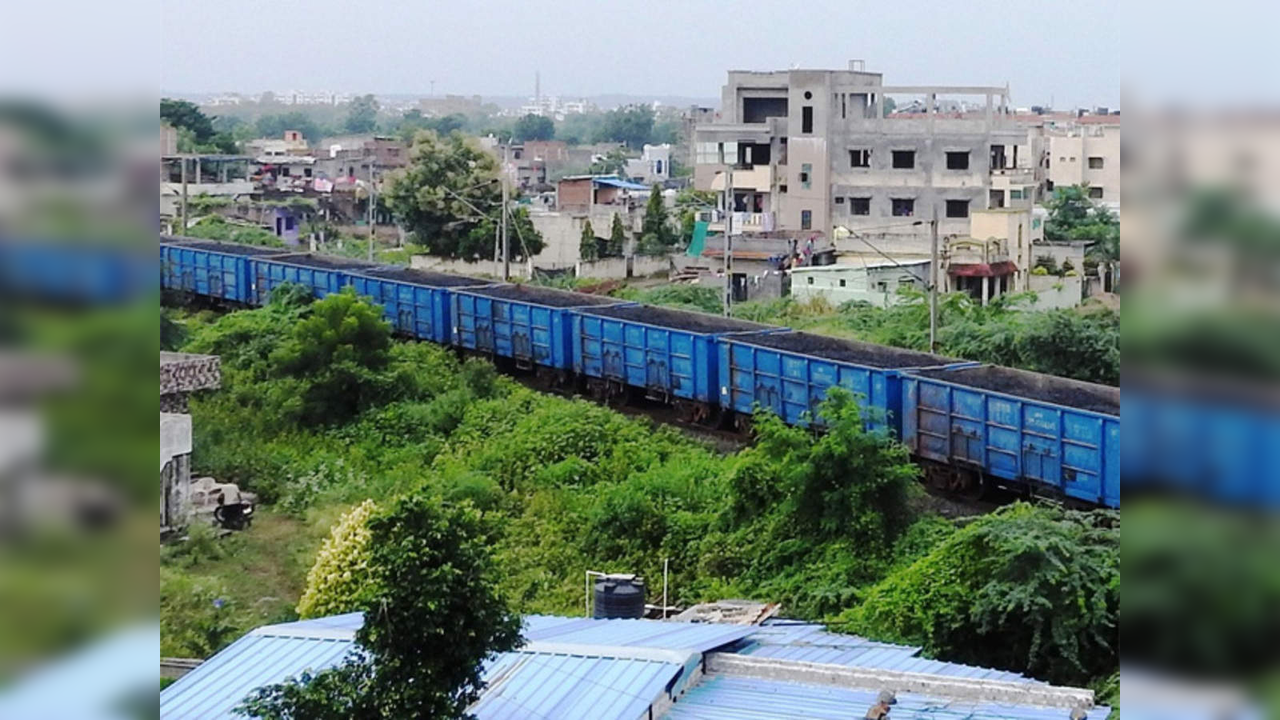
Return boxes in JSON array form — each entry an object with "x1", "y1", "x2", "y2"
[
  {"x1": 256, "y1": 112, "x2": 323, "y2": 142},
  {"x1": 588, "y1": 148, "x2": 630, "y2": 176},
  {"x1": 266, "y1": 289, "x2": 392, "y2": 425},
  {"x1": 464, "y1": 205, "x2": 545, "y2": 260},
  {"x1": 161, "y1": 98, "x2": 215, "y2": 143},
  {"x1": 1045, "y1": 185, "x2": 1120, "y2": 258},
  {"x1": 579, "y1": 219, "x2": 598, "y2": 261},
  {"x1": 512, "y1": 113, "x2": 554, "y2": 141},
  {"x1": 597, "y1": 105, "x2": 655, "y2": 148},
  {"x1": 675, "y1": 188, "x2": 716, "y2": 241},
  {"x1": 383, "y1": 130, "x2": 503, "y2": 258},
  {"x1": 637, "y1": 185, "x2": 676, "y2": 256},
  {"x1": 161, "y1": 98, "x2": 238, "y2": 153},
  {"x1": 344, "y1": 94, "x2": 380, "y2": 134},
  {"x1": 238, "y1": 495, "x2": 523, "y2": 719},
  {"x1": 833, "y1": 503, "x2": 1118, "y2": 686},
  {"x1": 607, "y1": 213, "x2": 628, "y2": 256},
  {"x1": 735, "y1": 388, "x2": 918, "y2": 546}
]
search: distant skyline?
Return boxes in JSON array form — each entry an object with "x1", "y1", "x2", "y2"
[{"x1": 160, "y1": 0, "x2": 1118, "y2": 111}]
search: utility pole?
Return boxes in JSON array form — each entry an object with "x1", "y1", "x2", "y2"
[
  {"x1": 722, "y1": 167, "x2": 733, "y2": 316},
  {"x1": 367, "y1": 161, "x2": 376, "y2": 262},
  {"x1": 501, "y1": 141, "x2": 510, "y2": 281},
  {"x1": 929, "y1": 205, "x2": 939, "y2": 353},
  {"x1": 179, "y1": 156, "x2": 188, "y2": 234}
]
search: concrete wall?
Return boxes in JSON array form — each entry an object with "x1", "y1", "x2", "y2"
[
  {"x1": 1048, "y1": 125, "x2": 1120, "y2": 203},
  {"x1": 792, "y1": 262, "x2": 928, "y2": 307},
  {"x1": 1027, "y1": 273, "x2": 1083, "y2": 309}
]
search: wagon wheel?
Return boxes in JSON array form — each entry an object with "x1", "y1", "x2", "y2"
[
  {"x1": 733, "y1": 412, "x2": 755, "y2": 437},
  {"x1": 947, "y1": 467, "x2": 987, "y2": 501}
]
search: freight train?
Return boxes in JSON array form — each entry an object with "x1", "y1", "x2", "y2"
[{"x1": 155, "y1": 238, "x2": 1122, "y2": 508}]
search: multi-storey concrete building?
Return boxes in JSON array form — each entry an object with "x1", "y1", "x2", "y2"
[
  {"x1": 692, "y1": 62, "x2": 1026, "y2": 254},
  {"x1": 1047, "y1": 116, "x2": 1120, "y2": 206}
]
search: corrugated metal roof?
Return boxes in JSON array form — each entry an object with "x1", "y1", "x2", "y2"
[
  {"x1": 664, "y1": 675, "x2": 1109, "y2": 720},
  {"x1": 160, "y1": 631, "x2": 356, "y2": 719},
  {"x1": 592, "y1": 176, "x2": 651, "y2": 190},
  {"x1": 523, "y1": 615, "x2": 753, "y2": 652},
  {"x1": 737, "y1": 622, "x2": 1037, "y2": 684},
  {"x1": 160, "y1": 614, "x2": 749, "y2": 720},
  {"x1": 471, "y1": 651, "x2": 680, "y2": 720}
]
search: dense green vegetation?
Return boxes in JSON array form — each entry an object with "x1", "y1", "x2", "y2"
[
  {"x1": 161, "y1": 289, "x2": 1120, "y2": 692},
  {"x1": 239, "y1": 495, "x2": 521, "y2": 719}
]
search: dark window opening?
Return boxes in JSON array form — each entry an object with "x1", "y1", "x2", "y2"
[
  {"x1": 990, "y1": 144, "x2": 1007, "y2": 170},
  {"x1": 513, "y1": 150, "x2": 522, "y2": 159},
  {"x1": 1088, "y1": 156, "x2": 1105, "y2": 169},
  {"x1": 801, "y1": 209, "x2": 812, "y2": 229},
  {"x1": 742, "y1": 96, "x2": 788, "y2": 123},
  {"x1": 839, "y1": 279, "x2": 847, "y2": 287},
  {"x1": 803, "y1": 90, "x2": 812, "y2": 100},
  {"x1": 946, "y1": 151, "x2": 970, "y2": 170},
  {"x1": 891, "y1": 150, "x2": 915, "y2": 169},
  {"x1": 801, "y1": 106, "x2": 813, "y2": 134},
  {"x1": 989, "y1": 189, "x2": 1006, "y2": 208},
  {"x1": 281, "y1": 166, "x2": 291, "y2": 177},
  {"x1": 284, "y1": 215, "x2": 295, "y2": 231},
  {"x1": 304, "y1": 167, "x2": 313, "y2": 178},
  {"x1": 737, "y1": 142, "x2": 771, "y2": 166},
  {"x1": 850, "y1": 149, "x2": 871, "y2": 168},
  {"x1": 946, "y1": 199, "x2": 970, "y2": 218},
  {"x1": 891, "y1": 198, "x2": 915, "y2": 217},
  {"x1": 841, "y1": 94, "x2": 846, "y2": 119},
  {"x1": 834, "y1": 196, "x2": 844, "y2": 204},
  {"x1": 1088, "y1": 186, "x2": 1104, "y2": 199},
  {"x1": 779, "y1": 184, "x2": 788, "y2": 194},
  {"x1": 849, "y1": 197, "x2": 871, "y2": 215}
]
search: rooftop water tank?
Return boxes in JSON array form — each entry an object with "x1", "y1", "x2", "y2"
[{"x1": 593, "y1": 575, "x2": 646, "y2": 619}]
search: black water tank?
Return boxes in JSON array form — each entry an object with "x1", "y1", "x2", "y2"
[{"x1": 593, "y1": 577, "x2": 646, "y2": 619}]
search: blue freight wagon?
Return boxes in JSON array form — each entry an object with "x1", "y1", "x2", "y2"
[
  {"x1": 718, "y1": 330, "x2": 974, "y2": 435},
  {"x1": 451, "y1": 284, "x2": 629, "y2": 371},
  {"x1": 0, "y1": 239, "x2": 156, "y2": 305},
  {"x1": 571, "y1": 304, "x2": 778, "y2": 422},
  {"x1": 351, "y1": 267, "x2": 495, "y2": 345},
  {"x1": 1123, "y1": 380, "x2": 1280, "y2": 508},
  {"x1": 252, "y1": 253, "x2": 379, "y2": 305},
  {"x1": 902, "y1": 365, "x2": 1120, "y2": 507},
  {"x1": 160, "y1": 239, "x2": 284, "y2": 305}
]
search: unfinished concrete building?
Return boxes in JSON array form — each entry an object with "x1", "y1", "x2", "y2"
[{"x1": 693, "y1": 62, "x2": 1028, "y2": 255}]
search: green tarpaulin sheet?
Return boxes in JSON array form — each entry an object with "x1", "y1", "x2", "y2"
[{"x1": 686, "y1": 220, "x2": 709, "y2": 257}]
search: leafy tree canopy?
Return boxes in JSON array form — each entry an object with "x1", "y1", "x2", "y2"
[
  {"x1": 579, "y1": 219, "x2": 598, "y2": 261},
  {"x1": 638, "y1": 185, "x2": 676, "y2": 256},
  {"x1": 382, "y1": 131, "x2": 502, "y2": 258},
  {"x1": 512, "y1": 113, "x2": 554, "y2": 142},
  {"x1": 238, "y1": 495, "x2": 522, "y2": 719},
  {"x1": 344, "y1": 94, "x2": 380, "y2": 134},
  {"x1": 832, "y1": 503, "x2": 1118, "y2": 687},
  {"x1": 597, "y1": 105, "x2": 654, "y2": 148},
  {"x1": 1045, "y1": 185, "x2": 1119, "y2": 263}
]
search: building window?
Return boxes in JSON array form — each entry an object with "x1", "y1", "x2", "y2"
[
  {"x1": 1088, "y1": 156, "x2": 1105, "y2": 169},
  {"x1": 779, "y1": 184, "x2": 787, "y2": 194},
  {"x1": 839, "y1": 279, "x2": 847, "y2": 287},
  {"x1": 1089, "y1": 186, "x2": 1104, "y2": 199},
  {"x1": 304, "y1": 167, "x2": 313, "y2": 178},
  {"x1": 945, "y1": 199, "x2": 969, "y2": 218},
  {"x1": 891, "y1": 150, "x2": 915, "y2": 169},
  {"x1": 849, "y1": 197, "x2": 871, "y2": 215},
  {"x1": 834, "y1": 196, "x2": 844, "y2": 204},
  {"x1": 946, "y1": 151, "x2": 970, "y2": 170},
  {"x1": 891, "y1": 198, "x2": 915, "y2": 217},
  {"x1": 801, "y1": 210, "x2": 813, "y2": 229},
  {"x1": 800, "y1": 163, "x2": 812, "y2": 189},
  {"x1": 1010, "y1": 188, "x2": 1023, "y2": 200},
  {"x1": 807, "y1": 276, "x2": 814, "y2": 285},
  {"x1": 850, "y1": 149, "x2": 871, "y2": 168},
  {"x1": 801, "y1": 106, "x2": 813, "y2": 134}
]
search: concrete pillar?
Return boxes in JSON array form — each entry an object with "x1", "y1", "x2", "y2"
[{"x1": 982, "y1": 276, "x2": 990, "y2": 306}]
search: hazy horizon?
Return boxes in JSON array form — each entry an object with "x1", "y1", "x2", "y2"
[{"x1": 159, "y1": 0, "x2": 1118, "y2": 110}]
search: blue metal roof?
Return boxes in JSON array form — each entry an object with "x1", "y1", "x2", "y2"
[
  {"x1": 160, "y1": 614, "x2": 751, "y2": 720},
  {"x1": 737, "y1": 621, "x2": 1037, "y2": 683},
  {"x1": 472, "y1": 651, "x2": 681, "y2": 720},
  {"x1": 592, "y1": 175, "x2": 651, "y2": 191},
  {"x1": 160, "y1": 630, "x2": 357, "y2": 719},
  {"x1": 523, "y1": 615, "x2": 753, "y2": 652},
  {"x1": 664, "y1": 675, "x2": 1110, "y2": 720}
]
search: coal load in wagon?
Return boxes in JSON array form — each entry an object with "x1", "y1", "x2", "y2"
[
  {"x1": 733, "y1": 330, "x2": 961, "y2": 369},
  {"x1": 465, "y1": 283, "x2": 624, "y2": 308},
  {"x1": 915, "y1": 365, "x2": 1120, "y2": 416}
]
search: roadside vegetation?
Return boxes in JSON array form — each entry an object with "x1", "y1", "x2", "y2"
[{"x1": 161, "y1": 288, "x2": 1120, "y2": 693}]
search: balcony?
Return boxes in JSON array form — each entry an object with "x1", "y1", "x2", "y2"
[
  {"x1": 709, "y1": 166, "x2": 773, "y2": 192},
  {"x1": 697, "y1": 209, "x2": 771, "y2": 234}
]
